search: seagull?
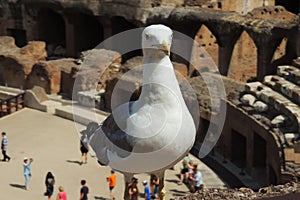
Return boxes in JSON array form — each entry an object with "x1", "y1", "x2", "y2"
[{"x1": 85, "y1": 24, "x2": 196, "y2": 200}]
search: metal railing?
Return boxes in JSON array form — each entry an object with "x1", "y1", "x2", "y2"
[{"x1": 0, "y1": 92, "x2": 25, "y2": 117}]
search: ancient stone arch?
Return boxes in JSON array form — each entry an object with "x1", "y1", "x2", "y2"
[
  {"x1": 228, "y1": 31, "x2": 257, "y2": 82},
  {"x1": 190, "y1": 24, "x2": 219, "y2": 76}
]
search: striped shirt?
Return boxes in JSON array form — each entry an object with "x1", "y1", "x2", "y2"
[{"x1": 1, "y1": 136, "x2": 8, "y2": 151}]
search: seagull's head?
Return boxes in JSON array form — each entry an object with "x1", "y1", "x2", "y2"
[{"x1": 142, "y1": 24, "x2": 173, "y2": 57}]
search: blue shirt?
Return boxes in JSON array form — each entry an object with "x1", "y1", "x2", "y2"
[
  {"x1": 23, "y1": 161, "x2": 31, "y2": 175},
  {"x1": 193, "y1": 171, "x2": 203, "y2": 187},
  {"x1": 144, "y1": 186, "x2": 151, "y2": 200}
]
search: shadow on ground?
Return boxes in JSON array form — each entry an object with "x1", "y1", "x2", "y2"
[
  {"x1": 9, "y1": 183, "x2": 25, "y2": 190},
  {"x1": 166, "y1": 179, "x2": 181, "y2": 184},
  {"x1": 94, "y1": 196, "x2": 109, "y2": 200},
  {"x1": 169, "y1": 189, "x2": 188, "y2": 197},
  {"x1": 66, "y1": 160, "x2": 82, "y2": 165}
]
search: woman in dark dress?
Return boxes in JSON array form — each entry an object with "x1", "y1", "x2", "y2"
[
  {"x1": 44, "y1": 172, "x2": 55, "y2": 200},
  {"x1": 80, "y1": 132, "x2": 89, "y2": 165}
]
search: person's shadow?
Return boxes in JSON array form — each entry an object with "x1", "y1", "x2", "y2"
[
  {"x1": 10, "y1": 183, "x2": 25, "y2": 190},
  {"x1": 94, "y1": 196, "x2": 108, "y2": 200},
  {"x1": 66, "y1": 160, "x2": 82, "y2": 165}
]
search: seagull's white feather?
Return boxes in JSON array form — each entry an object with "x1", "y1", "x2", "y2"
[{"x1": 87, "y1": 24, "x2": 196, "y2": 174}]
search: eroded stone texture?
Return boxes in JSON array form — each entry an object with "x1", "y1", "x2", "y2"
[{"x1": 0, "y1": 37, "x2": 46, "y2": 88}]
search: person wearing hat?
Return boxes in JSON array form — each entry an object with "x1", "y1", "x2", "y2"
[
  {"x1": 23, "y1": 157, "x2": 33, "y2": 190},
  {"x1": 142, "y1": 180, "x2": 151, "y2": 200},
  {"x1": 106, "y1": 169, "x2": 116, "y2": 200}
]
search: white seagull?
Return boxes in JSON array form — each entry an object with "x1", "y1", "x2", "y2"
[{"x1": 85, "y1": 24, "x2": 196, "y2": 200}]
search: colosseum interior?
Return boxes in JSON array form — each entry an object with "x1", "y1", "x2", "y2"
[{"x1": 0, "y1": 0, "x2": 300, "y2": 193}]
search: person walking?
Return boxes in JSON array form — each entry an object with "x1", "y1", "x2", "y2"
[
  {"x1": 23, "y1": 157, "x2": 33, "y2": 190},
  {"x1": 56, "y1": 186, "x2": 67, "y2": 200},
  {"x1": 1, "y1": 132, "x2": 10, "y2": 162},
  {"x1": 80, "y1": 180, "x2": 89, "y2": 200},
  {"x1": 44, "y1": 172, "x2": 55, "y2": 200},
  {"x1": 106, "y1": 169, "x2": 116, "y2": 200},
  {"x1": 142, "y1": 180, "x2": 151, "y2": 200},
  {"x1": 80, "y1": 131, "x2": 89, "y2": 165}
]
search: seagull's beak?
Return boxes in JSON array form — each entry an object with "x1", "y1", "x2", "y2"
[
  {"x1": 161, "y1": 40, "x2": 170, "y2": 57},
  {"x1": 154, "y1": 40, "x2": 170, "y2": 56}
]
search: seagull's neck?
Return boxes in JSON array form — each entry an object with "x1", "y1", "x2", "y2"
[{"x1": 137, "y1": 52, "x2": 183, "y2": 106}]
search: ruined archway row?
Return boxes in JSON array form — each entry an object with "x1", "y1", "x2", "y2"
[{"x1": 0, "y1": 2, "x2": 299, "y2": 82}]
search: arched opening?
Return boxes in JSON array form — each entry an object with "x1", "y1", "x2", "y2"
[
  {"x1": 25, "y1": 64, "x2": 51, "y2": 93},
  {"x1": 269, "y1": 166, "x2": 277, "y2": 185},
  {"x1": 74, "y1": 13, "x2": 104, "y2": 53},
  {"x1": 275, "y1": 0, "x2": 300, "y2": 14},
  {"x1": 272, "y1": 37, "x2": 287, "y2": 62},
  {"x1": 190, "y1": 25, "x2": 218, "y2": 76},
  {"x1": 231, "y1": 130, "x2": 247, "y2": 170},
  {"x1": 38, "y1": 8, "x2": 65, "y2": 57},
  {"x1": 111, "y1": 16, "x2": 141, "y2": 62},
  {"x1": 228, "y1": 31, "x2": 257, "y2": 82},
  {"x1": 253, "y1": 132, "x2": 267, "y2": 186}
]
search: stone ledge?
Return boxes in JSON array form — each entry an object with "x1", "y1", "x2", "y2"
[
  {"x1": 264, "y1": 75, "x2": 300, "y2": 105},
  {"x1": 246, "y1": 82, "x2": 300, "y2": 133}
]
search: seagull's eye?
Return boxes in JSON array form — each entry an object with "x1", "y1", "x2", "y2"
[{"x1": 145, "y1": 34, "x2": 150, "y2": 40}]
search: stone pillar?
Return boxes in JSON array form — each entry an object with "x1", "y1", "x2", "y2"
[
  {"x1": 209, "y1": 23, "x2": 242, "y2": 76},
  {"x1": 0, "y1": 18, "x2": 7, "y2": 36},
  {"x1": 252, "y1": 33, "x2": 283, "y2": 81},
  {"x1": 97, "y1": 16, "x2": 112, "y2": 49},
  {"x1": 218, "y1": 44, "x2": 234, "y2": 76},
  {"x1": 63, "y1": 14, "x2": 77, "y2": 57}
]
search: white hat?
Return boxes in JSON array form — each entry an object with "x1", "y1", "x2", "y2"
[
  {"x1": 143, "y1": 180, "x2": 147, "y2": 185},
  {"x1": 23, "y1": 157, "x2": 28, "y2": 160}
]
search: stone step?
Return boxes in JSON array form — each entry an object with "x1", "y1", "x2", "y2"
[
  {"x1": 277, "y1": 65, "x2": 300, "y2": 86},
  {"x1": 246, "y1": 82, "x2": 300, "y2": 133},
  {"x1": 264, "y1": 75, "x2": 300, "y2": 105}
]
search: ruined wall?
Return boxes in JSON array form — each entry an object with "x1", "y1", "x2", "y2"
[
  {"x1": 222, "y1": 0, "x2": 275, "y2": 14},
  {"x1": 220, "y1": 101, "x2": 282, "y2": 186}
]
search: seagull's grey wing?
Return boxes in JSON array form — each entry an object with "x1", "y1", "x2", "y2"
[
  {"x1": 101, "y1": 113, "x2": 134, "y2": 152},
  {"x1": 87, "y1": 102, "x2": 135, "y2": 165}
]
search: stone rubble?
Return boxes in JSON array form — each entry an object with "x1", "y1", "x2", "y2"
[{"x1": 174, "y1": 181, "x2": 300, "y2": 200}]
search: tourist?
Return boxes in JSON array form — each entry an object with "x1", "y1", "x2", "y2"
[
  {"x1": 106, "y1": 169, "x2": 116, "y2": 200},
  {"x1": 189, "y1": 164, "x2": 204, "y2": 193},
  {"x1": 80, "y1": 131, "x2": 89, "y2": 165},
  {"x1": 44, "y1": 172, "x2": 55, "y2": 200},
  {"x1": 56, "y1": 186, "x2": 67, "y2": 200},
  {"x1": 179, "y1": 154, "x2": 190, "y2": 185},
  {"x1": 1, "y1": 132, "x2": 11, "y2": 162},
  {"x1": 150, "y1": 174, "x2": 159, "y2": 199},
  {"x1": 23, "y1": 157, "x2": 33, "y2": 190},
  {"x1": 128, "y1": 177, "x2": 139, "y2": 200},
  {"x1": 80, "y1": 180, "x2": 89, "y2": 200},
  {"x1": 142, "y1": 180, "x2": 151, "y2": 200}
]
